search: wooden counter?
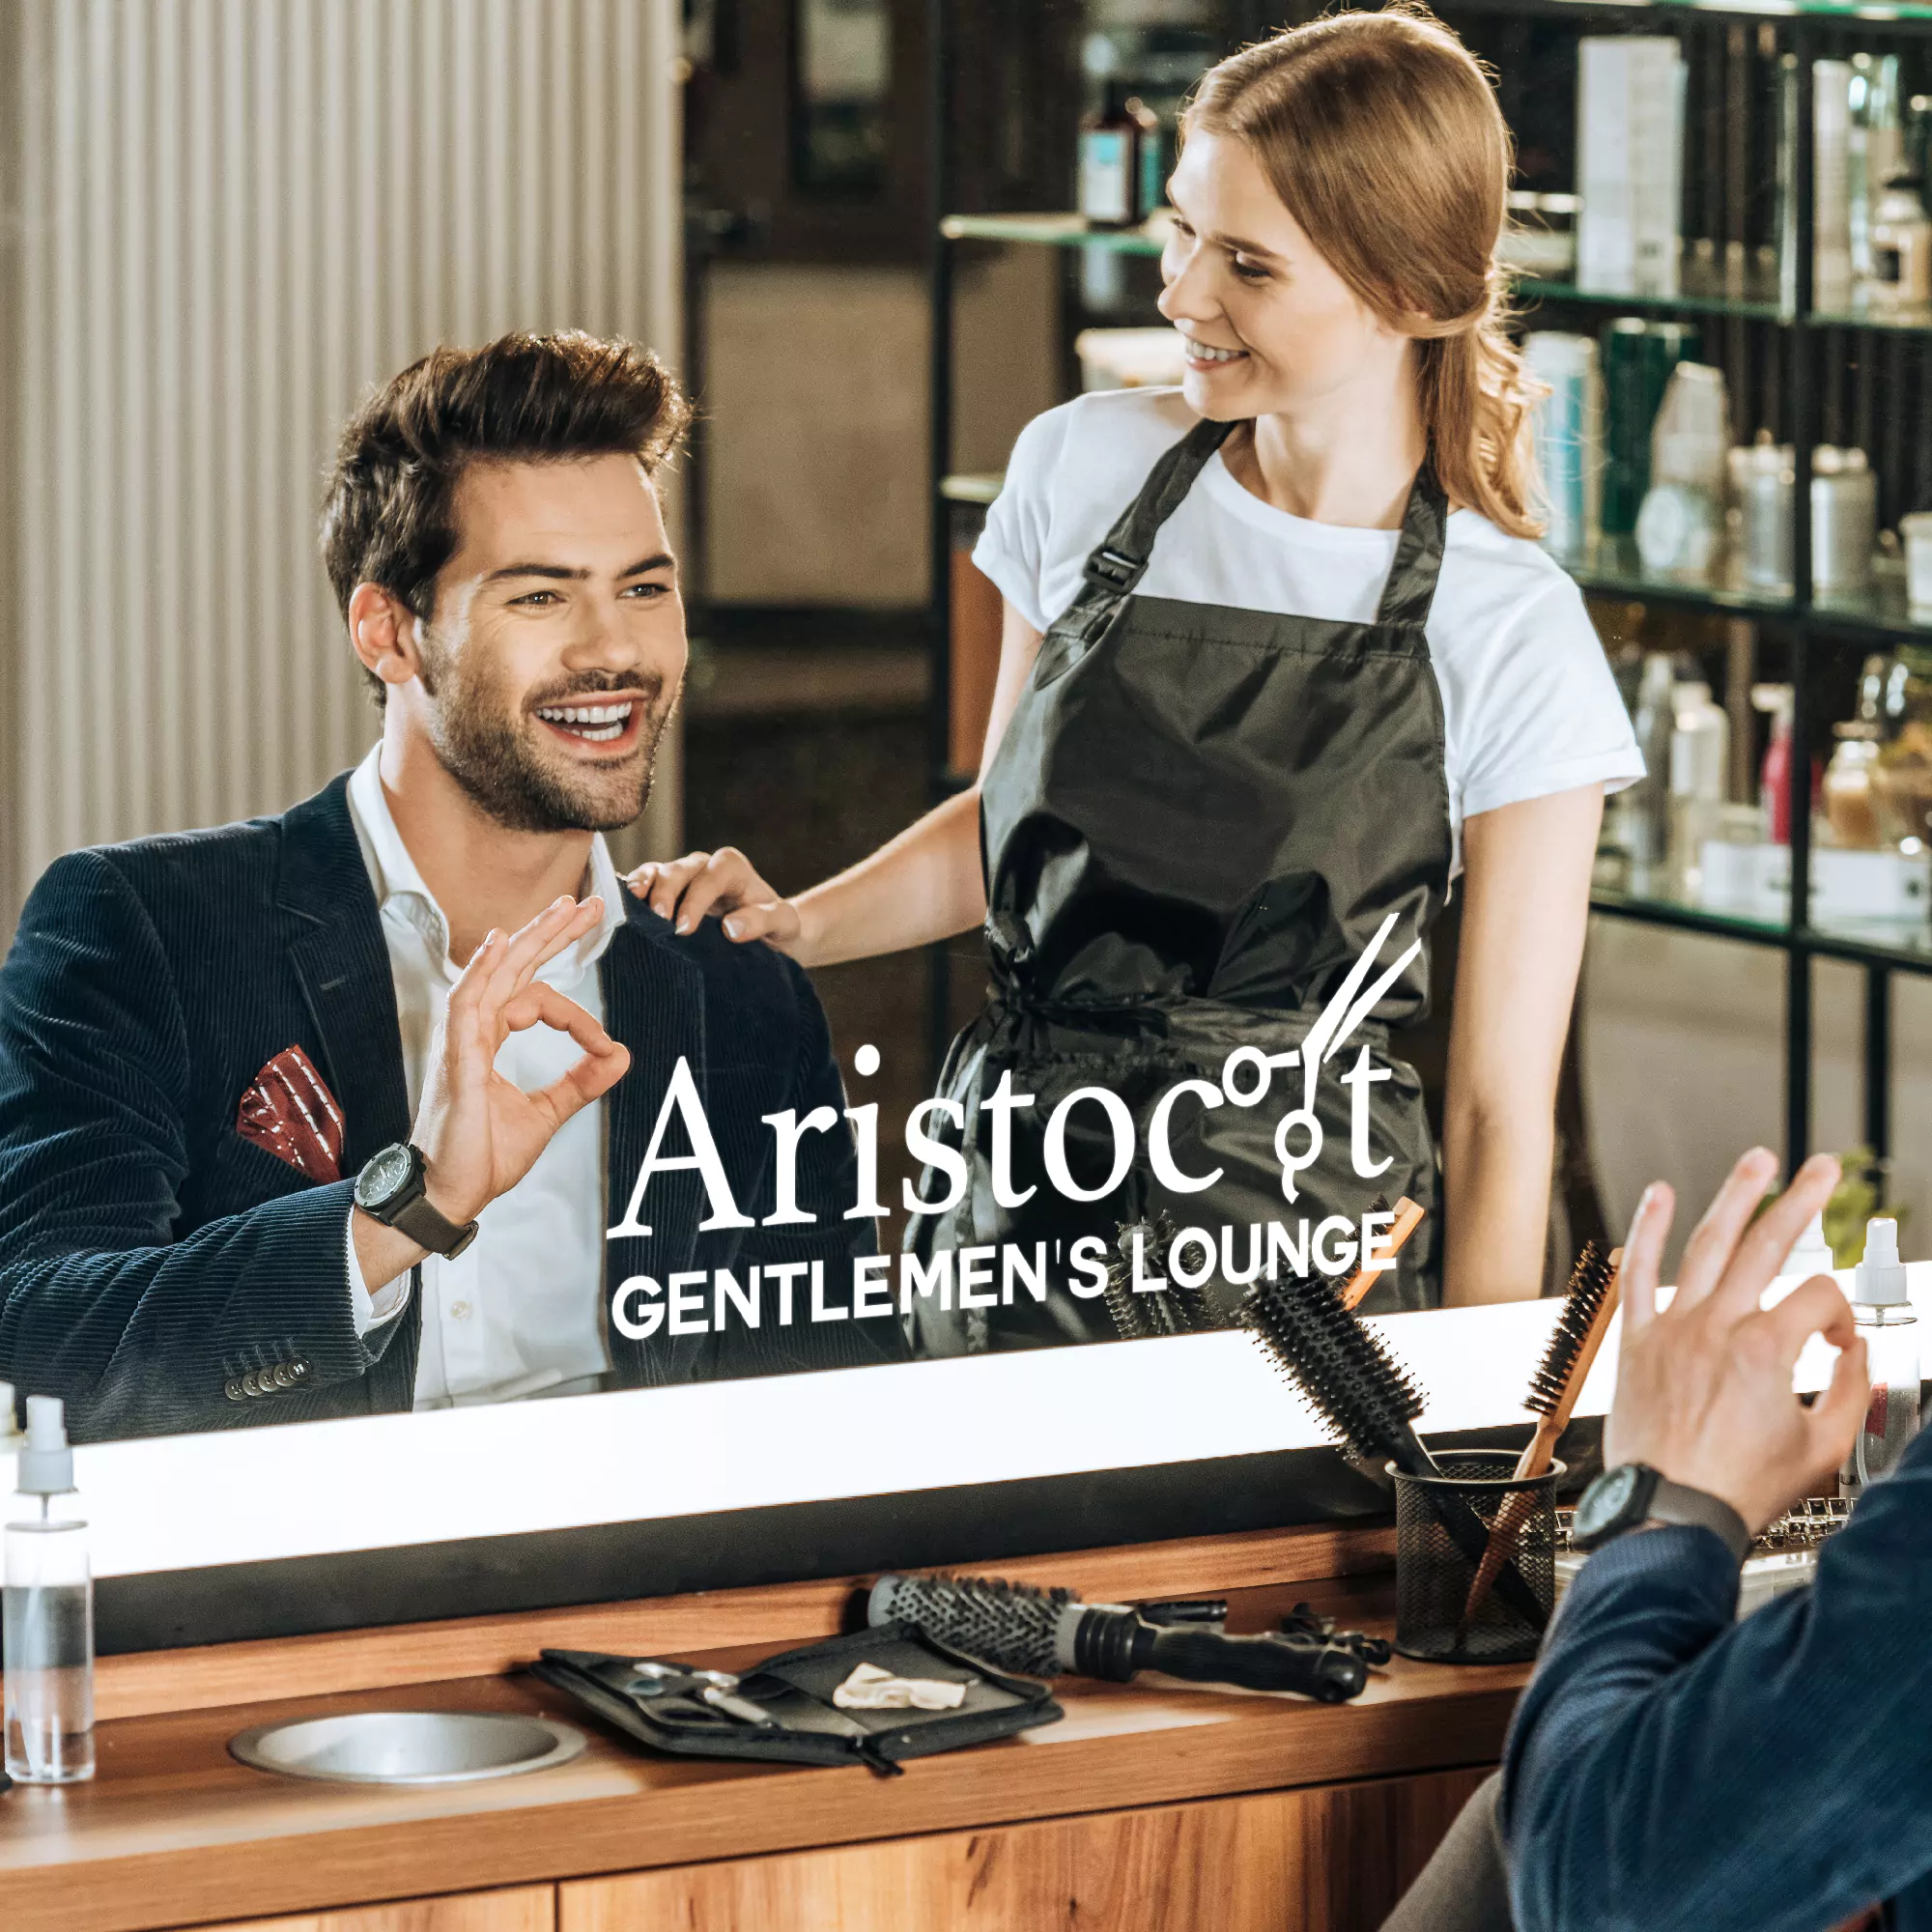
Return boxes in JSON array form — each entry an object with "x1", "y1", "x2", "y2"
[{"x1": 0, "y1": 1531, "x2": 1529, "y2": 1932}]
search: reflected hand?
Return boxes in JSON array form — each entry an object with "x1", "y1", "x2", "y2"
[
  {"x1": 412, "y1": 896, "x2": 632, "y2": 1224},
  {"x1": 625, "y1": 847, "x2": 804, "y2": 952},
  {"x1": 1604, "y1": 1148, "x2": 1868, "y2": 1535}
]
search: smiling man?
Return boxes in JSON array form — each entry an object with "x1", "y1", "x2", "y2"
[{"x1": 0, "y1": 330, "x2": 902, "y2": 1441}]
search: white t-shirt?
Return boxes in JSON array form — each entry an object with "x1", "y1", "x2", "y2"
[{"x1": 974, "y1": 387, "x2": 1643, "y2": 873}]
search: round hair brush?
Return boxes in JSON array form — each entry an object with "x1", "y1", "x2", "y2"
[
  {"x1": 1458, "y1": 1243, "x2": 1622, "y2": 1630},
  {"x1": 867, "y1": 1573, "x2": 1368, "y2": 1703},
  {"x1": 1239, "y1": 1269, "x2": 1548, "y2": 1632},
  {"x1": 1102, "y1": 1208, "x2": 1219, "y2": 1341}
]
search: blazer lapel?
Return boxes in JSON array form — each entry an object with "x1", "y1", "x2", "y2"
[
  {"x1": 274, "y1": 776, "x2": 412, "y2": 1162},
  {"x1": 602, "y1": 903, "x2": 707, "y2": 1387},
  {"x1": 275, "y1": 775, "x2": 418, "y2": 1409}
]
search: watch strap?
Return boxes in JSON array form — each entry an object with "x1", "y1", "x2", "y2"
[
  {"x1": 390, "y1": 1187, "x2": 479, "y2": 1260},
  {"x1": 1645, "y1": 1475, "x2": 1752, "y2": 1566}
]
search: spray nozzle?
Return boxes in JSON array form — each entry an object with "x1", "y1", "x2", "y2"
[
  {"x1": 17, "y1": 1394, "x2": 73, "y2": 1497},
  {"x1": 1856, "y1": 1216, "x2": 1911, "y2": 1309},
  {"x1": 1784, "y1": 1211, "x2": 1837, "y2": 1281}
]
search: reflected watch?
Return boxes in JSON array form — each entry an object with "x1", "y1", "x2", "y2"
[
  {"x1": 1570, "y1": 1463, "x2": 1752, "y2": 1565},
  {"x1": 354, "y1": 1142, "x2": 480, "y2": 1259}
]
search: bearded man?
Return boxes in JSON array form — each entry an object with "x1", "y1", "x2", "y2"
[{"x1": 0, "y1": 331, "x2": 902, "y2": 1441}]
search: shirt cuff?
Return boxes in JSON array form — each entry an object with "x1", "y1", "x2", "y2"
[{"x1": 347, "y1": 1207, "x2": 412, "y2": 1337}]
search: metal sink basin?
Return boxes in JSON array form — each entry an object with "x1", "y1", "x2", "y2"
[{"x1": 229, "y1": 1710, "x2": 586, "y2": 1786}]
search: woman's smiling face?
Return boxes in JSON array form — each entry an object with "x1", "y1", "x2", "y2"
[{"x1": 1156, "y1": 130, "x2": 1406, "y2": 420}]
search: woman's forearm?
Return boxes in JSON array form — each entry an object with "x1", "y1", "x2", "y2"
[
  {"x1": 1440, "y1": 1092, "x2": 1554, "y2": 1305},
  {"x1": 790, "y1": 787, "x2": 987, "y2": 967}
]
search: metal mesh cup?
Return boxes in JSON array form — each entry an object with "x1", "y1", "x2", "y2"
[{"x1": 1391, "y1": 1451, "x2": 1564, "y2": 1664}]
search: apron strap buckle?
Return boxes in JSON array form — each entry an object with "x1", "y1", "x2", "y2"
[{"x1": 1082, "y1": 545, "x2": 1144, "y2": 593}]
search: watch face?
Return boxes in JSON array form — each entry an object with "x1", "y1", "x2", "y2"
[
  {"x1": 356, "y1": 1143, "x2": 415, "y2": 1209},
  {"x1": 1575, "y1": 1463, "x2": 1643, "y2": 1542}
]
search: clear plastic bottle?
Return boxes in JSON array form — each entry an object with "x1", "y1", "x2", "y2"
[
  {"x1": 4, "y1": 1395, "x2": 93, "y2": 1783},
  {"x1": 1840, "y1": 1218, "x2": 1921, "y2": 1499}
]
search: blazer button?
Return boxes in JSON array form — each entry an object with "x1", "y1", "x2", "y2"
[
  {"x1": 290, "y1": 1359, "x2": 310, "y2": 1380},
  {"x1": 224, "y1": 1378, "x2": 246, "y2": 1403},
  {"x1": 271, "y1": 1365, "x2": 294, "y2": 1389},
  {"x1": 241, "y1": 1371, "x2": 261, "y2": 1397}
]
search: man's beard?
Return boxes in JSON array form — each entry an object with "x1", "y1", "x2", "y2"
[{"x1": 420, "y1": 648, "x2": 675, "y2": 835}]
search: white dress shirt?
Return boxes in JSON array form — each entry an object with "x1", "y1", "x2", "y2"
[{"x1": 343, "y1": 749, "x2": 624, "y2": 1407}]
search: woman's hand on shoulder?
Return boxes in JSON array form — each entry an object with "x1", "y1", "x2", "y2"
[{"x1": 625, "y1": 848, "x2": 805, "y2": 954}]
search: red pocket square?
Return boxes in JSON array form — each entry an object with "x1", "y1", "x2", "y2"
[{"x1": 237, "y1": 1046, "x2": 346, "y2": 1183}]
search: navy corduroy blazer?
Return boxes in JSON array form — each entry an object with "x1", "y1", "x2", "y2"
[{"x1": 0, "y1": 775, "x2": 903, "y2": 1441}]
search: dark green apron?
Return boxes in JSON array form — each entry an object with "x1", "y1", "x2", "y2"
[{"x1": 906, "y1": 417, "x2": 1455, "y2": 1350}]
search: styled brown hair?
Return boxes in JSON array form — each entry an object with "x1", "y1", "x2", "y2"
[
  {"x1": 1187, "y1": 5, "x2": 1541, "y2": 538},
  {"x1": 320, "y1": 330, "x2": 692, "y2": 698}
]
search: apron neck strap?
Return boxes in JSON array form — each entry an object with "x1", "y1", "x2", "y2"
[
  {"x1": 1079, "y1": 416, "x2": 1236, "y2": 597},
  {"x1": 1375, "y1": 451, "x2": 1450, "y2": 629}
]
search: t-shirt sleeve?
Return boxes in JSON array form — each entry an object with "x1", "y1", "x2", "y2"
[
  {"x1": 1454, "y1": 571, "x2": 1645, "y2": 822},
  {"x1": 972, "y1": 403, "x2": 1077, "y2": 635}
]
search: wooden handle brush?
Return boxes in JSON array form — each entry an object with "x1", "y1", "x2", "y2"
[
  {"x1": 1340, "y1": 1198, "x2": 1427, "y2": 1311},
  {"x1": 1458, "y1": 1243, "x2": 1623, "y2": 1632}
]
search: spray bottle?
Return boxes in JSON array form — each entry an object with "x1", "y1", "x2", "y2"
[
  {"x1": 1840, "y1": 1218, "x2": 1921, "y2": 1499},
  {"x1": 3, "y1": 1396, "x2": 94, "y2": 1782},
  {"x1": 1784, "y1": 1211, "x2": 1838, "y2": 1281}
]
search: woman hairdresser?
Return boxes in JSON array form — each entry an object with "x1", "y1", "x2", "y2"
[{"x1": 637, "y1": 6, "x2": 1641, "y2": 1339}]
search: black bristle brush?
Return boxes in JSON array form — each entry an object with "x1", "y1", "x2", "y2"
[{"x1": 1239, "y1": 1269, "x2": 1548, "y2": 1633}]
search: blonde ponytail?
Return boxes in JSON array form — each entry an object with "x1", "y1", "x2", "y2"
[{"x1": 1188, "y1": 4, "x2": 1544, "y2": 539}]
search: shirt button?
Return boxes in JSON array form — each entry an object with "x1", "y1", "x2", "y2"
[{"x1": 450, "y1": 1300, "x2": 472, "y2": 1321}]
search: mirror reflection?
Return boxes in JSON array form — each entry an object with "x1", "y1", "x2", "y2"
[{"x1": 0, "y1": 1, "x2": 1909, "y2": 1450}]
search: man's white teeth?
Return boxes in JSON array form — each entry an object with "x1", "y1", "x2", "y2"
[
  {"x1": 537, "y1": 700, "x2": 634, "y2": 743},
  {"x1": 1185, "y1": 338, "x2": 1244, "y2": 363}
]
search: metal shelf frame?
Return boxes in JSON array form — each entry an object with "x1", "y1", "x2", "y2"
[{"x1": 925, "y1": 0, "x2": 1926, "y2": 1183}]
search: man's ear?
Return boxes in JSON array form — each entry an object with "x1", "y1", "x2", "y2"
[{"x1": 347, "y1": 582, "x2": 425, "y2": 693}]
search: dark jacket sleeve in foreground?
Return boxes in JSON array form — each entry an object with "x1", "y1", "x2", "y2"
[
  {"x1": 1503, "y1": 1428, "x2": 1932, "y2": 1932},
  {"x1": 0, "y1": 850, "x2": 396, "y2": 1440}
]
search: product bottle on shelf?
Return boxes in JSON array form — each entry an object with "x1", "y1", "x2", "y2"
[
  {"x1": 1816, "y1": 61, "x2": 1857, "y2": 311},
  {"x1": 1078, "y1": 83, "x2": 1143, "y2": 231},
  {"x1": 1812, "y1": 446, "x2": 1878, "y2": 600},
  {"x1": 3, "y1": 1396, "x2": 94, "y2": 1784},
  {"x1": 1635, "y1": 364, "x2": 1730, "y2": 581},
  {"x1": 1840, "y1": 1217, "x2": 1920, "y2": 1499},
  {"x1": 1626, "y1": 651, "x2": 1678, "y2": 872},
  {"x1": 1667, "y1": 680, "x2": 1729, "y2": 893},
  {"x1": 1867, "y1": 170, "x2": 1932, "y2": 312}
]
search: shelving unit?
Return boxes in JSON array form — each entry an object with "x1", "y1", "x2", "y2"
[{"x1": 927, "y1": 0, "x2": 1932, "y2": 1187}]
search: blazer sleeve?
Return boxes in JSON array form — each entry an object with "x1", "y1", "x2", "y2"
[
  {"x1": 0, "y1": 850, "x2": 399, "y2": 1440},
  {"x1": 1503, "y1": 1431, "x2": 1932, "y2": 1931},
  {"x1": 721, "y1": 957, "x2": 910, "y2": 1376}
]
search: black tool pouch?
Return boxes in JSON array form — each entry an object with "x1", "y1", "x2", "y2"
[{"x1": 532, "y1": 1623, "x2": 1063, "y2": 1778}]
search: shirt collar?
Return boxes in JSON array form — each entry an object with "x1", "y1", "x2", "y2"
[{"x1": 345, "y1": 746, "x2": 627, "y2": 984}]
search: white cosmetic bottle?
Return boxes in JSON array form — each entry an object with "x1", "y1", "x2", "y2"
[
  {"x1": 3, "y1": 1395, "x2": 94, "y2": 1782},
  {"x1": 1840, "y1": 1218, "x2": 1920, "y2": 1499}
]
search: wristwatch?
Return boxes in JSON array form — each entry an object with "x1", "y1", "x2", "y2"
[
  {"x1": 1570, "y1": 1463, "x2": 1752, "y2": 1565},
  {"x1": 354, "y1": 1143, "x2": 479, "y2": 1259}
]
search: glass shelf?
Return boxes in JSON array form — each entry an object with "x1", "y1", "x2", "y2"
[
  {"x1": 940, "y1": 213, "x2": 1164, "y2": 255},
  {"x1": 941, "y1": 218, "x2": 1932, "y2": 330},
  {"x1": 1514, "y1": 276, "x2": 1789, "y2": 322},
  {"x1": 1573, "y1": 537, "x2": 1797, "y2": 616},
  {"x1": 1590, "y1": 875, "x2": 1792, "y2": 943}
]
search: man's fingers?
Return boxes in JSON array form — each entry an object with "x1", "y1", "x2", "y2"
[
  {"x1": 526, "y1": 1041, "x2": 633, "y2": 1130},
  {"x1": 1756, "y1": 1271, "x2": 1858, "y2": 1362},
  {"x1": 492, "y1": 895, "x2": 594, "y2": 997},
  {"x1": 1673, "y1": 1146, "x2": 1781, "y2": 1309},
  {"x1": 1710, "y1": 1152, "x2": 1842, "y2": 1321},
  {"x1": 1808, "y1": 1332, "x2": 1871, "y2": 1486},
  {"x1": 500, "y1": 982, "x2": 620, "y2": 1056},
  {"x1": 1617, "y1": 1181, "x2": 1672, "y2": 1336}
]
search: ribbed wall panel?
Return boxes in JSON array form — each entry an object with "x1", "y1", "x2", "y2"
[{"x1": 1, "y1": 0, "x2": 683, "y2": 927}]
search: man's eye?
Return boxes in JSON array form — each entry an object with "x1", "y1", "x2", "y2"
[
  {"x1": 620, "y1": 582, "x2": 668, "y2": 600},
  {"x1": 513, "y1": 590, "x2": 560, "y2": 607}
]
